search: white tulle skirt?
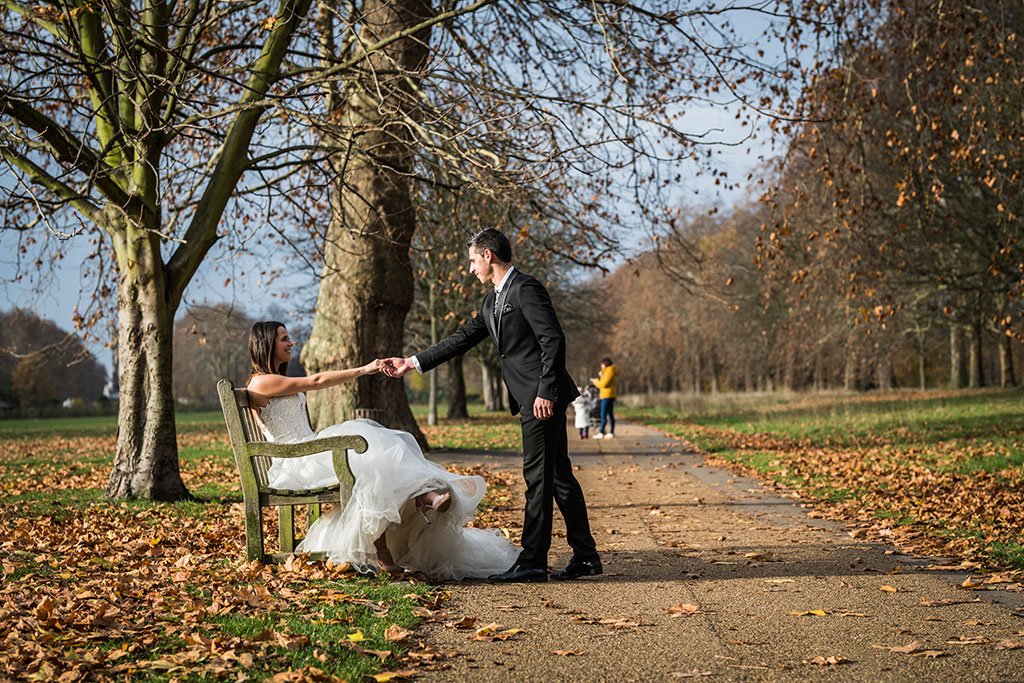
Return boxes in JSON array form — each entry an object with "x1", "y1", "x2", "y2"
[{"x1": 266, "y1": 419, "x2": 520, "y2": 580}]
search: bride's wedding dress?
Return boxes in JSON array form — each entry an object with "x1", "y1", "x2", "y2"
[{"x1": 258, "y1": 393, "x2": 520, "y2": 580}]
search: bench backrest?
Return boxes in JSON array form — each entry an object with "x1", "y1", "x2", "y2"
[{"x1": 217, "y1": 378, "x2": 273, "y2": 489}]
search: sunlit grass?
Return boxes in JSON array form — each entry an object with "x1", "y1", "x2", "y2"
[{"x1": 413, "y1": 402, "x2": 522, "y2": 452}]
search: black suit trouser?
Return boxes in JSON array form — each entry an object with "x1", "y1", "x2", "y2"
[{"x1": 517, "y1": 408, "x2": 598, "y2": 568}]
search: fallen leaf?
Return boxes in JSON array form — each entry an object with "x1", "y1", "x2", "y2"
[
  {"x1": 805, "y1": 655, "x2": 849, "y2": 665},
  {"x1": 920, "y1": 598, "x2": 982, "y2": 607},
  {"x1": 552, "y1": 650, "x2": 584, "y2": 656},
  {"x1": 670, "y1": 671, "x2": 712, "y2": 678},
  {"x1": 877, "y1": 641, "x2": 920, "y2": 654},
  {"x1": 790, "y1": 610, "x2": 828, "y2": 616},
  {"x1": 369, "y1": 670, "x2": 417, "y2": 682},
  {"x1": 879, "y1": 585, "x2": 899, "y2": 593},
  {"x1": 994, "y1": 640, "x2": 1022, "y2": 650},
  {"x1": 910, "y1": 650, "x2": 947, "y2": 659},
  {"x1": 744, "y1": 552, "x2": 777, "y2": 562},
  {"x1": 665, "y1": 603, "x2": 703, "y2": 617},
  {"x1": 384, "y1": 625, "x2": 412, "y2": 642}
]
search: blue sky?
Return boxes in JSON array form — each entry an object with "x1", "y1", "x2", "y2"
[
  {"x1": 1, "y1": 5, "x2": 797, "y2": 374},
  {"x1": 0, "y1": 100, "x2": 774, "y2": 375}
]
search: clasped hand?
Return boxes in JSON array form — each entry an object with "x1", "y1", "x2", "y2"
[{"x1": 379, "y1": 357, "x2": 413, "y2": 378}]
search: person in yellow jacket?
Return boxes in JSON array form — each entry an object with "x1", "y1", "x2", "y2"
[{"x1": 590, "y1": 357, "x2": 619, "y2": 439}]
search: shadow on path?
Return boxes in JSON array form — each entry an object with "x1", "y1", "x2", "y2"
[{"x1": 415, "y1": 418, "x2": 1024, "y2": 682}]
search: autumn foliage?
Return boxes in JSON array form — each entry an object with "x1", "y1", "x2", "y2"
[{"x1": 0, "y1": 418, "x2": 518, "y2": 681}]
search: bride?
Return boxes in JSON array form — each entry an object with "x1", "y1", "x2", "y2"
[{"x1": 245, "y1": 321, "x2": 520, "y2": 580}]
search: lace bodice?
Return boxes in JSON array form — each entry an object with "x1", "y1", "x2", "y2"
[{"x1": 258, "y1": 393, "x2": 316, "y2": 444}]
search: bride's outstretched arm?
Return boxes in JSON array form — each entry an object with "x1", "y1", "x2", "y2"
[{"x1": 248, "y1": 359, "x2": 381, "y2": 399}]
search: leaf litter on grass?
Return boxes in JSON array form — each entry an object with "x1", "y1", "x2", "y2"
[{"x1": 0, "y1": 417, "x2": 518, "y2": 681}]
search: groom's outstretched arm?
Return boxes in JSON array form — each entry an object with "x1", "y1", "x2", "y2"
[
  {"x1": 382, "y1": 312, "x2": 489, "y2": 378},
  {"x1": 416, "y1": 312, "x2": 489, "y2": 372}
]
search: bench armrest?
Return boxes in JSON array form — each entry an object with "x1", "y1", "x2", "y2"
[
  {"x1": 246, "y1": 435, "x2": 368, "y2": 459},
  {"x1": 246, "y1": 435, "x2": 365, "y2": 493}
]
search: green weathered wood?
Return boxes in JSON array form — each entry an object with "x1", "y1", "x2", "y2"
[
  {"x1": 216, "y1": 379, "x2": 367, "y2": 564},
  {"x1": 279, "y1": 505, "x2": 295, "y2": 553}
]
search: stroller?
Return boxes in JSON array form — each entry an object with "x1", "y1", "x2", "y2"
[{"x1": 584, "y1": 384, "x2": 601, "y2": 435}]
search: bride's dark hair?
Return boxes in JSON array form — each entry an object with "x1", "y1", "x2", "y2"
[{"x1": 249, "y1": 321, "x2": 288, "y2": 376}]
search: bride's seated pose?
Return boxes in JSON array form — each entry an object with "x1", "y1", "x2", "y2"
[{"x1": 244, "y1": 321, "x2": 520, "y2": 580}]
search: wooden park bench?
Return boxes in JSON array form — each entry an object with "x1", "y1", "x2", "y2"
[{"x1": 217, "y1": 379, "x2": 368, "y2": 564}]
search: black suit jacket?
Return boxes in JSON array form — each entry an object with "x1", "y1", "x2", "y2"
[{"x1": 416, "y1": 270, "x2": 579, "y2": 415}]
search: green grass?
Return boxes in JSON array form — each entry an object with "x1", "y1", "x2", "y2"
[
  {"x1": 414, "y1": 402, "x2": 522, "y2": 451},
  {"x1": 0, "y1": 410, "x2": 225, "y2": 439},
  {"x1": 200, "y1": 577, "x2": 431, "y2": 681},
  {"x1": 623, "y1": 388, "x2": 1024, "y2": 473},
  {"x1": 408, "y1": 401, "x2": 497, "y2": 419}
]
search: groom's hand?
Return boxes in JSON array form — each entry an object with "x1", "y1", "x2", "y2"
[
  {"x1": 381, "y1": 357, "x2": 415, "y2": 378},
  {"x1": 533, "y1": 397, "x2": 554, "y2": 420}
]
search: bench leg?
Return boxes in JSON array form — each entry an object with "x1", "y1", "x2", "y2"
[
  {"x1": 308, "y1": 503, "x2": 321, "y2": 525},
  {"x1": 279, "y1": 505, "x2": 296, "y2": 554},
  {"x1": 244, "y1": 500, "x2": 265, "y2": 563}
]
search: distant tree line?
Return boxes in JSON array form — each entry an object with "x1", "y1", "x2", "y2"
[
  {"x1": 0, "y1": 305, "x2": 295, "y2": 414},
  {"x1": 575, "y1": 0, "x2": 1024, "y2": 396},
  {"x1": 578, "y1": 208, "x2": 1021, "y2": 396},
  {"x1": 0, "y1": 309, "x2": 107, "y2": 411}
]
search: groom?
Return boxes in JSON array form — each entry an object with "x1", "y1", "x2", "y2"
[{"x1": 383, "y1": 229, "x2": 601, "y2": 582}]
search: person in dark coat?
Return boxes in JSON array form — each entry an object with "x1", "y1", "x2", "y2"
[{"x1": 382, "y1": 229, "x2": 601, "y2": 582}]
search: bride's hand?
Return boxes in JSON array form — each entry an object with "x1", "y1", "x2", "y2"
[{"x1": 363, "y1": 359, "x2": 382, "y2": 375}]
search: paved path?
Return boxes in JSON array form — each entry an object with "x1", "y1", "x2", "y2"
[{"x1": 421, "y1": 419, "x2": 1024, "y2": 681}]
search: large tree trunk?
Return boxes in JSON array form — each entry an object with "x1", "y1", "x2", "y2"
[
  {"x1": 303, "y1": 0, "x2": 432, "y2": 447},
  {"x1": 949, "y1": 324, "x2": 967, "y2": 389},
  {"x1": 968, "y1": 320, "x2": 985, "y2": 388},
  {"x1": 105, "y1": 239, "x2": 189, "y2": 501},
  {"x1": 427, "y1": 366, "x2": 438, "y2": 426},
  {"x1": 446, "y1": 357, "x2": 468, "y2": 419},
  {"x1": 999, "y1": 333, "x2": 1017, "y2": 387},
  {"x1": 876, "y1": 357, "x2": 894, "y2": 390},
  {"x1": 710, "y1": 350, "x2": 721, "y2": 393},
  {"x1": 915, "y1": 330, "x2": 927, "y2": 390},
  {"x1": 844, "y1": 353, "x2": 858, "y2": 391},
  {"x1": 692, "y1": 348, "x2": 702, "y2": 393},
  {"x1": 427, "y1": 297, "x2": 438, "y2": 426},
  {"x1": 480, "y1": 357, "x2": 504, "y2": 411},
  {"x1": 782, "y1": 348, "x2": 794, "y2": 390}
]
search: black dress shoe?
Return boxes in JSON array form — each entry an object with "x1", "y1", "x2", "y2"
[
  {"x1": 487, "y1": 563, "x2": 548, "y2": 583},
  {"x1": 551, "y1": 557, "x2": 602, "y2": 580}
]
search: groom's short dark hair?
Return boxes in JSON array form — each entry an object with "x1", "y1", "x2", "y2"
[{"x1": 467, "y1": 228, "x2": 512, "y2": 263}]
